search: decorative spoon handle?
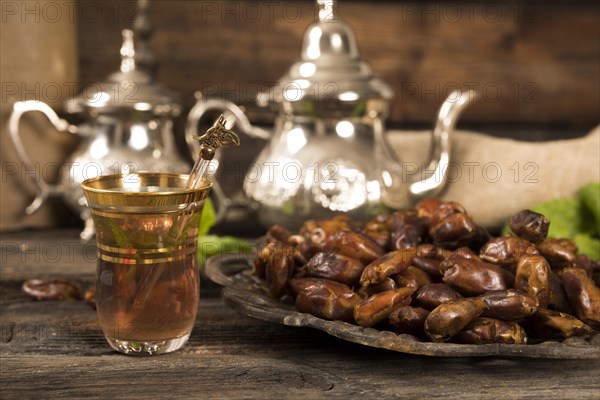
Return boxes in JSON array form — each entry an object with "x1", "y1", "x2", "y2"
[{"x1": 186, "y1": 114, "x2": 240, "y2": 190}]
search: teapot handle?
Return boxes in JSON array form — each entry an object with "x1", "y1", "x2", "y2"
[
  {"x1": 185, "y1": 91, "x2": 270, "y2": 153},
  {"x1": 185, "y1": 92, "x2": 271, "y2": 223},
  {"x1": 8, "y1": 101, "x2": 78, "y2": 214}
]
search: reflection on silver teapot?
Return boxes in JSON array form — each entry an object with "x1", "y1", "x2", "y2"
[
  {"x1": 188, "y1": 0, "x2": 477, "y2": 229},
  {"x1": 8, "y1": 1, "x2": 199, "y2": 240}
]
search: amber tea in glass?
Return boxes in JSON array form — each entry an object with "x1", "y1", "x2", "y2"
[{"x1": 81, "y1": 173, "x2": 211, "y2": 355}]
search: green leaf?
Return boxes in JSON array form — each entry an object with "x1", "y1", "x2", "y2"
[
  {"x1": 501, "y1": 182, "x2": 600, "y2": 260},
  {"x1": 574, "y1": 234, "x2": 600, "y2": 261},
  {"x1": 196, "y1": 198, "x2": 252, "y2": 265},
  {"x1": 197, "y1": 235, "x2": 253, "y2": 265},
  {"x1": 198, "y1": 198, "x2": 216, "y2": 237},
  {"x1": 579, "y1": 182, "x2": 600, "y2": 235},
  {"x1": 530, "y1": 198, "x2": 596, "y2": 238},
  {"x1": 350, "y1": 101, "x2": 367, "y2": 117}
]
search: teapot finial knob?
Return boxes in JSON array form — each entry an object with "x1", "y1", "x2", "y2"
[
  {"x1": 118, "y1": 0, "x2": 156, "y2": 75},
  {"x1": 119, "y1": 29, "x2": 136, "y2": 73},
  {"x1": 317, "y1": 0, "x2": 337, "y2": 22}
]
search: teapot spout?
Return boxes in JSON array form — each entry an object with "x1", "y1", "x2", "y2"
[{"x1": 409, "y1": 90, "x2": 478, "y2": 199}]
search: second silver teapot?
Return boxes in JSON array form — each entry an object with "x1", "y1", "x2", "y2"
[{"x1": 189, "y1": 1, "x2": 477, "y2": 229}]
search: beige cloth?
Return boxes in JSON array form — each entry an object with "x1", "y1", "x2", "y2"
[{"x1": 388, "y1": 126, "x2": 600, "y2": 228}]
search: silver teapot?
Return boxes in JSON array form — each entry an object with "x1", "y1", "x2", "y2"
[
  {"x1": 187, "y1": 0, "x2": 477, "y2": 229},
  {"x1": 8, "y1": 14, "x2": 193, "y2": 239}
]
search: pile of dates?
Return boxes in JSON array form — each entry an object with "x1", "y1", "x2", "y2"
[{"x1": 253, "y1": 199, "x2": 600, "y2": 344}]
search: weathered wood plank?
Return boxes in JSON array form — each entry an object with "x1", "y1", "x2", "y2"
[
  {"x1": 2, "y1": 350, "x2": 600, "y2": 400},
  {"x1": 2, "y1": 295, "x2": 600, "y2": 399},
  {"x1": 2, "y1": 231, "x2": 600, "y2": 399}
]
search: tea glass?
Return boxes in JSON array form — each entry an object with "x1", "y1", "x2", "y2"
[{"x1": 81, "y1": 173, "x2": 211, "y2": 355}]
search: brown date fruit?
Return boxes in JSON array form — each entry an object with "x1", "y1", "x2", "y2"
[
  {"x1": 441, "y1": 253, "x2": 512, "y2": 296},
  {"x1": 363, "y1": 220, "x2": 391, "y2": 249},
  {"x1": 266, "y1": 250, "x2": 295, "y2": 298},
  {"x1": 574, "y1": 254, "x2": 594, "y2": 278},
  {"x1": 267, "y1": 224, "x2": 291, "y2": 243},
  {"x1": 356, "y1": 278, "x2": 397, "y2": 298},
  {"x1": 395, "y1": 266, "x2": 432, "y2": 290},
  {"x1": 515, "y1": 254, "x2": 551, "y2": 308},
  {"x1": 416, "y1": 243, "x2": 452, "y2": 260},
  {"x1": 561, "y1": 267, "x2": 600, "y2": 329},
  {"x1": 389, "y1": 211, "x2": 428, "y2": 250},
  {"x1": 428, "y1": 201, "x2": 467, "y2": 229},
  {"x1": 536, "y1": 238, "x2": 578, "y2": 270},
  {"x1": 548, "y1": 271, "x2": 574, "y2": 313},
  {"x1": 453, "y1": 318, "x2": 527, "y2": 344},
  {"x1": 415, "y1": 198, "x2": 444, "y2": 223},
  {"x1": 360, "y1": 248, "x2": 416, "y2": 287},
  {"x1": 325, "y1": 230, "x2": 384, "y2": 265},
  {"x1": 491, "y1": 319, "x2": 528, "y2": 344},
  {"x1": 453, "y1": 317, "x2": 497, "y2": 344},
  {"x1": 508, "y1": 209, "x2": 550, "y2": 244},
  {"x1": 299, "y1": 216, "x2": 350, "y2": 249},
  {"x1": 424, "y1": 298, "x2": 487, "y2": 342},
  {"x1": 295, "y1": 280, "x2": 362, "y2": 322},
  {"x1": 389, "y1": 306, "x2": 430, "y2": 337},
  {"x1": 84, "y1": 286, "x2": 96, "y2": 309},
  {"x1": 593, "y1": 260, "x2": 600, "y2": 288},
  {"x1": 479, "y1": 236, "x2": 538, "y2": 270},
  {"x1": 412, "y1": 257, "x2": 443, "y2": 280},
  {"x1": 523, "y1": 309, "x2": 592, "y2": 339},
  {"x1": 302, "y1": 252, "x2": 365, "y2": 286},
  {"x1": 450, "y1": 247, "x2": 478, "y2": 261},
  {"x1": 414, "y1": 283, "x2": 463, "y2": 310},
  {"x1": 430, "y1": 213, "x2": 479, "y2": 249},
  {"x1": 22, "y1": 279, "x2": 82, "y2": 301},
  {"x1": 353, "y1": 288, "x2": 414, "y2": 327},
  {"x1": 411, "y1": 244, "x2": 451, "y2": 280},
  {"x1": 288, "y1": 234, "x2": 320, "y2": 262},
  {"x1": 288, "y1": 278, "x2": 328, "y2": 297},
  {"x1": 471, "y1": 226, "x2": 492, "y2": 252},
  {"x1": 479, "y1": 289, "x2": 538, "y2": 321},
  {"x1": 253, "y1": 242, "x2": 276, "y2": 279},
  {"x1": 438, "y1": 248, "x2": 478, "y2": 275}
]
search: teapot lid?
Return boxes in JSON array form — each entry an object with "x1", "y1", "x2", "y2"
[
  {"x1": 65, "y1": 1, "x2": 181, "y2": 117},
  {"x1": 268, "y1": 0, "x2": 393, "y2": 104}
]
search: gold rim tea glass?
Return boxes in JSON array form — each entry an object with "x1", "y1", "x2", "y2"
[{"x1": 81, "y1": 173, "x2": 211, "y2": 355}]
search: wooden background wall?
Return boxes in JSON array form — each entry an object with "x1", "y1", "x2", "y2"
[{"x1": 77, "y1": 0, "x2": 600, "y2": 130}]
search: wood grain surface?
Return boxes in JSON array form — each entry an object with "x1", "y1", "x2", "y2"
[
  {"x1": 76, "y1": 0, "x2": 600, "y2": 127},
  {"x1": 1, "y1": 230, "x2": 600, "y2": 399}
]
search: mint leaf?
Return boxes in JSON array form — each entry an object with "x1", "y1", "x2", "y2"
[
  {"x1": 198, "y1": 235, "x2": 253, "y2": 264},
  {"x1": 198, "y1": 198, "x2": 216, "y2": 237},
  {"x1": 580, "y1": 182, "x2": 600, "y2": 235},
  {"x1": 574, "y1": 234, "x2": 600, "y2": 261},
  {"x1": 196, "y1": 198, "x2": 253, "y2": 265}
]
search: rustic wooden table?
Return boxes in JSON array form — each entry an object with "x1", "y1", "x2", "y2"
[{"x1": 1, "y1": 230, "x2": 599, "y2": 399}]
